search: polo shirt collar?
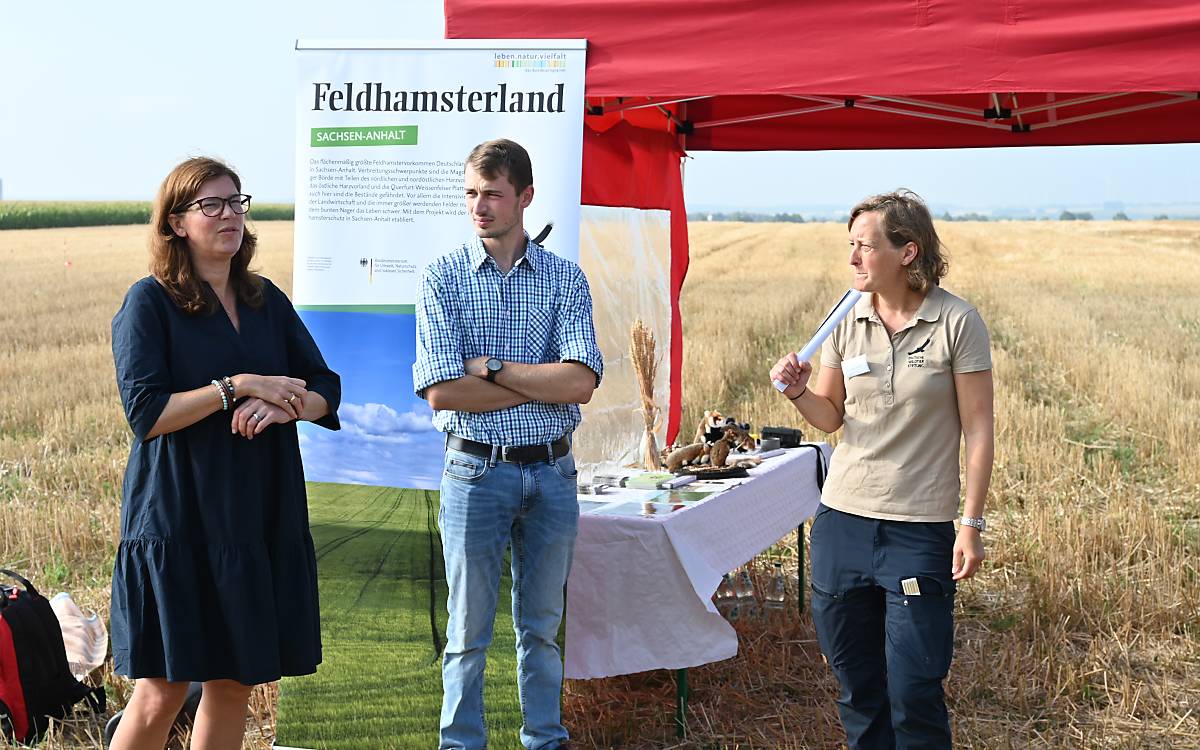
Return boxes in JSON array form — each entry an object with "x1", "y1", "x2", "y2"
[
  {"x1": 469, "y1": 234, "x2": 539, "y2": 273},
  {"x1": 854, "y1": 285, "x2": 946, "y2": 326},
  {"x1": 914, "y1": 285, "x2": 946, "y2": 323},
  {"x1": 853, "y1": 291, "x2": 875, "y2": 320},
  {"x1": 854, "y1": 285, "x2": 945, "y2": 331}
]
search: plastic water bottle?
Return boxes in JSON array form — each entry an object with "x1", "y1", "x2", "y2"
[
  {"x1": 733, "y1": 569, "x2": 756, "y2": 604},
  {"x1": 715, "y1": 573, "x2": 736, "y2": 603},
  {"x1": 714, "y1": 574, "x2": 736, "y2": 618},
  {"x1": 764, "y1": 562, "x2": 787, "y2": 612},
  {"x1": 732, "y1": 568, "x2": 758, "y2": 619}
]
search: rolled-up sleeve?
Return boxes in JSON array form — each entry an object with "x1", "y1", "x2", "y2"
[
  {"x1": 413, "y1": 265, "x2": 465, "y2": 397},
  {"x1": 111, "y1": 281, "x2": 172, "y2": 442},
  {"x1": 554, "y1": 267, "x2": 603, "y2": 387},
  {"x1": 282, "y1": 290, "x2": 342, "y2": 431}
]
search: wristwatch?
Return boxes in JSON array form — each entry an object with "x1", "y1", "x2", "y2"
[
  {"x1": 485, "y1": 357, "x2": 503, "y2": 382},
  {"x1": 960, "y1": 516, "x2": 986, "y2": 533}
]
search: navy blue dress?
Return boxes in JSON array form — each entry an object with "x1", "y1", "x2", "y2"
[{"x1": 110, "y1": 276, "x2": 340, "y2": 685}]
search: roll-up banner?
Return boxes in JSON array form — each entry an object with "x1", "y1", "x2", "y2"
[{"x1": 293, "y1": 39, "x2": 586, "y2": 490}]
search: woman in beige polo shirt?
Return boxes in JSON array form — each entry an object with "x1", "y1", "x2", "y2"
[{"x1": 770, "y1": 189, "x2": 994, "y2": 749}]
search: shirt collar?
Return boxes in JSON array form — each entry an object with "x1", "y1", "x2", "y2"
[
  {"x1": 469, "y1": 234, "x2": 540, "y2": 273},
  {"x1": 913, "y1": 285, "x2": 945, "y2": 323},
  {"x1": 854, "y1": 285, "x2": 945, "y2": 324},
  {"x1": 853, "y1": 291, "x2": 875, "y2": 320}
]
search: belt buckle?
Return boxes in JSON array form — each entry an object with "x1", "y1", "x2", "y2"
[{"x1": 500, "y1": 445, "x2": 514, "y2": 463}]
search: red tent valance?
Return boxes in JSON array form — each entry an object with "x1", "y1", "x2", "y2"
[{"x1": 447, "y1": 0, "x2": 1200, "y2": 150}]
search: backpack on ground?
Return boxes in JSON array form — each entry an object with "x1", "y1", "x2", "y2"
[{"x1": 0, "y1": 569, "x2": 106, "y2": 745}]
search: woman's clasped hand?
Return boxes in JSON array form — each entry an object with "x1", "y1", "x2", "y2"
[{"x1": 228, "y1": 374, "x2": 308, "y2": 437}]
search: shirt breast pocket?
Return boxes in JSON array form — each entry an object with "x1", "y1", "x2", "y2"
[{"x1": 525, "y1": 307, "x2": 555, "y2": 362}]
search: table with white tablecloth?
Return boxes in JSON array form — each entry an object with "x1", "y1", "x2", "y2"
[{"x1": 565, "y1": 443, "x2": 830, "y2": 680}]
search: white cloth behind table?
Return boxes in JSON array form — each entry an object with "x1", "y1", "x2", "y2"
[
  {"x1": 49, "y1": 592, "x2": 108, "y2": 681},
  {"x1": 565, "y1": 444, "x2": 829, "y2": 680}
]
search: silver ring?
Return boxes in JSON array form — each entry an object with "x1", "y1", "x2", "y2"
[{"x1": 251, "y1": 413, "x2": 261, "y2": 421}]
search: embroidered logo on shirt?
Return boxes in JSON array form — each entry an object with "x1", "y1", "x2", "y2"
[{"x1": 906, "y1": 335, "x2": 932, "y2": 368}]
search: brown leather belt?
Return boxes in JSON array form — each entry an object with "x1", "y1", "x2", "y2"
[{"x1": 446, "y1": 434, "x2": 570, "y2": 464}]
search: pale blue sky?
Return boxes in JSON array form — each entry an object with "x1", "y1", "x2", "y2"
[{"x1": 1, "y1": 2, "x2": 1195, "y2": 212}]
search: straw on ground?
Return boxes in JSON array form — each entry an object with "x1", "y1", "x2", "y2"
[{"x1": 2, "y1": 219, "x2": 1198, "y2": 748}]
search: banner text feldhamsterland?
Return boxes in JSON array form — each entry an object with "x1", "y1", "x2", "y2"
[{"x1": 312, "y1": 82, "x2": 566, "y2": 113}]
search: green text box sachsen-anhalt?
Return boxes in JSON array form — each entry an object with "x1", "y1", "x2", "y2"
[{"x1": 310, "y1": 126, "x2": 419, "y2": 148}]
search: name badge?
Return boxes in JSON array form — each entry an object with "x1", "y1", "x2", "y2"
[{"x1": 843, "y1": 354, "x2": 870, "y2": 378}]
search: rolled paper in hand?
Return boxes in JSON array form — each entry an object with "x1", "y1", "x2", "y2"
[{"x1": 773, "y1": 289, "x2": 863, "y2": 392}]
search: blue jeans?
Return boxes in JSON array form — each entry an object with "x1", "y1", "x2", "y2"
[
  {"x1": 437, "y1": 443, "x2": 579, "y2": 750},
  {"x1": 809, "y1": 504, "x2": 957, "y2": 750}
]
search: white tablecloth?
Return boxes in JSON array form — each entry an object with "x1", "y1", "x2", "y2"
[{"x1": 565, "y1": 443, "x2": 830, "y2": 679}]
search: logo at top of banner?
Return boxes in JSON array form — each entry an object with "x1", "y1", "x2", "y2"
[{"x1": 493, "y1": 51, "x2": 568, "y2": 72}]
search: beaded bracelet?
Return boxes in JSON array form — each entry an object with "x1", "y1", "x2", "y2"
[
  {"x1": 211, "y1": 379, "x2": 230, "y2": 411},
  {"x1": 222, "y1": 376, "x2": 236, "y2": 401}
]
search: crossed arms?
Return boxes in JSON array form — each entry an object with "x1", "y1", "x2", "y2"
[{"x1": 424, "y1": 356, "x2": 596, "y2": 413}]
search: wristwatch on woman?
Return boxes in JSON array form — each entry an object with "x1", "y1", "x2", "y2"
[{"x1": 960, "y1": 516, "x2": 986, "y2": 533}]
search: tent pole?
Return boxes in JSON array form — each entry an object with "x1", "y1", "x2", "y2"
[
  {"x1": 691, "y1": 102, "x2": 843, "y2": 130},
  {"x1": 1034, "y1": 94, "x2": 1196, "y2": 130},
  {"x1": 1016, "y1": 92, "x2": 1126, "y2": 116},
  {"x1": 679, "y1": 100, "x2": 689, "y2": 161},
  {"x1": 804, "y1": 96, "x2": 1013, "y2": 130},
  {"x1": 596, "y1": 95, "x2": 711, "y2": 114},
  {"x1": 856, "y1": 94, "x2": 981, "y2": 117}
]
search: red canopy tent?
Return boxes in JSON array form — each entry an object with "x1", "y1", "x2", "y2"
[{"x1": 446, "y1": 0, "x2": 1200, "y2": 442}]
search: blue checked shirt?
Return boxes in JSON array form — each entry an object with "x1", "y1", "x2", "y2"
[{"x1": 413, "y1": 236, "x2": 604, "y2": 446}]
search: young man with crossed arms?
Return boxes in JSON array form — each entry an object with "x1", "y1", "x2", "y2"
[{"x1": 414, "y1": 138, "x2": 602, "y2": 750}]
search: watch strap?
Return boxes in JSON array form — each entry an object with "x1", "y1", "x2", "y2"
[{"x1": 960, "y1": 516, "x2": 986, "y2": 532}]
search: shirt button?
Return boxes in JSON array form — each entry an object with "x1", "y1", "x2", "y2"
[{"x1": 886, "y1": 365, "x2": 892, "y2": 371}]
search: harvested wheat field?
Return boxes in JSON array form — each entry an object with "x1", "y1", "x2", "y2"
[{"x1": 2, "y1": 220, "x2": 1199, "y2": 748}]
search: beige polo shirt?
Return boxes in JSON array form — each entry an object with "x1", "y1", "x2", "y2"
[{"x1": 819, "y1": 286, "x2": 991, "y2": 522}]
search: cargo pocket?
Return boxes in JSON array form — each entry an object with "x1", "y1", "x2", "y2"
[
  {"x1": 807, "y1": 503, "x2": 841, "y2": 597},
  {"x1": 886, "y1": 574, "x2": 955, "y2": 681}
]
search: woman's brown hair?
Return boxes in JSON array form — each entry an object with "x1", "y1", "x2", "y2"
[
  {"x1": 848, "y1": 189, "x2": 948, "y2": 294},
  {"x1": 149, "y1": 157, "x2": 262, "y2": 314}
]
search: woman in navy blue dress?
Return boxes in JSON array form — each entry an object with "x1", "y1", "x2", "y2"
[{"x1": 109, "y1": 157, "x2": 340, "y2": 750}]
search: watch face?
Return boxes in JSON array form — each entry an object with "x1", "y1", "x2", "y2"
[{"x1": 487, "y1": 357, "x2": 502, "y2": 372}]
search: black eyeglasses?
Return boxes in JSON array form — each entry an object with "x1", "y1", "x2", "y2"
[{"x1": 176, "y1": 194, "x2": 252, "y2": 217}]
